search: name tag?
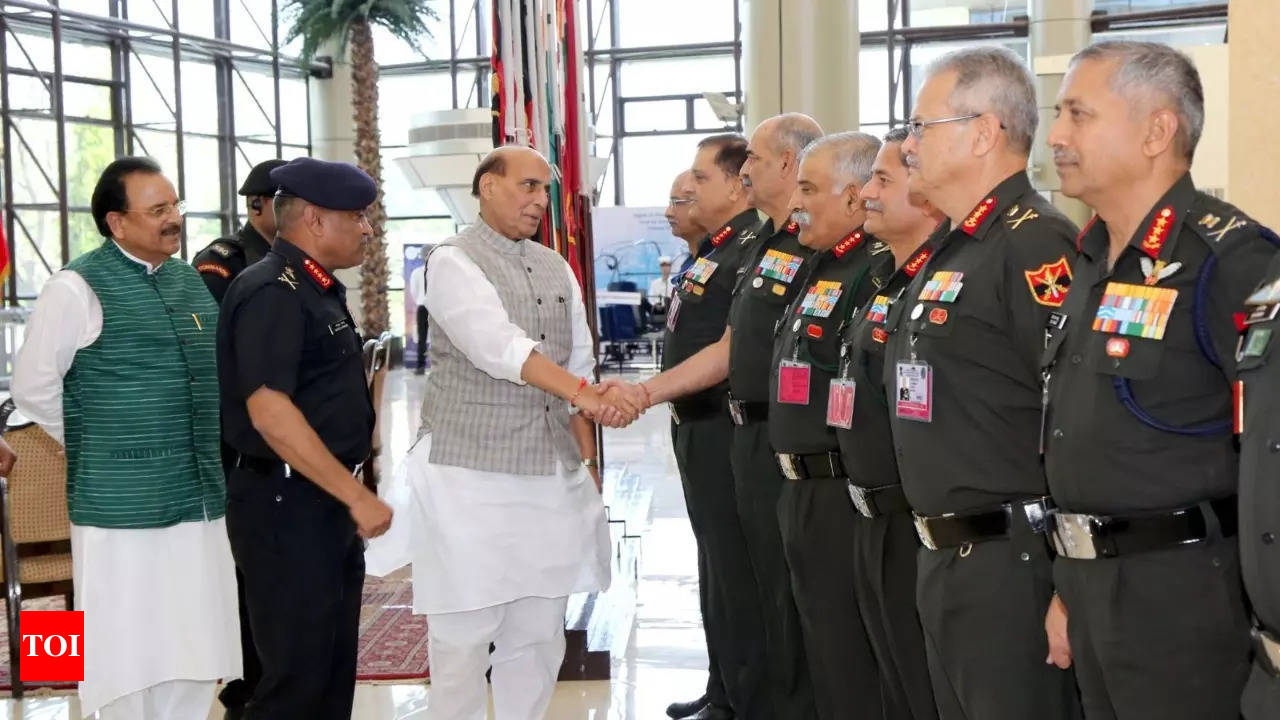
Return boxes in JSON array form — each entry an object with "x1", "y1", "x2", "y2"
[
  {"x1": 777, "y1": 360, "x2": 811, "y2": 405},
  {"x1": 666, "y1": 294, "x2": 683, "y2": 332},
  {"x1": 328, "y1": 319, "x2": 350, "y2": 335},
  {"x1": 799, "y1": 280, "x2": 842, "y2": 318},
  {"x1": 1091, "y1": 282, "x2": 1177, "y2": 340},
  {"x1": 757, "y1": 249, "x2": 803, "y2": 283},
  {"x1": 827, "y1": 379, "x2": 856, "y2": 429},
  {"x1": 895, "y1": 360, "x2": 933, "y2": 422}
]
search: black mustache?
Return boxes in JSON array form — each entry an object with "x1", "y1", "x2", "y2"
[{"x1": 160, "y1": 224, "x2": 181, "y2": 236}]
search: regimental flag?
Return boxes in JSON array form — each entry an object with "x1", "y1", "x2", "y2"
[
  {"x1": 865, "y1": 295, "x2": 891, "y2": 324},
  {"x1": 1091, "y1": 282, "x2": 1179, "y2": 340},
  {"x1": 0, "y1": 213, "x2": 10, "y2": 290},
  {"x1": 757, "y1": 249, "x2": 803, "y2": 283},
  {"x1": 799, "y1": 280, "x2": 843, "y2": 318},
  {"x1": 919, "y1": 271, "x2": 964, "y2": 303}
]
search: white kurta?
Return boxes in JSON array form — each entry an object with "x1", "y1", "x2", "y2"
[
  {"x1": 410, "y1": 245, "x2": 611, "y2": 615},
  {"x1": 10, "y1": 244, "x2": 241, "y2": 718}
]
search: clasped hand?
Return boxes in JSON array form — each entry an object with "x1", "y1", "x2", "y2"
[{"x1": 574, "y1": 378, "x2": 651, "y2": 428}]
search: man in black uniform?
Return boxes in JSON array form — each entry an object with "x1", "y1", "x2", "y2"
[
  {"x1": 190, "y1": 155, "x2": 286, "y2": 720},
  {"x1": 217, "y1": 157, "x2": 394, "y2": 720},
  {"x1": 886, "y1": 46, "x2": 1081, "y2": 720},
  {"x1": 1042, "y1": 41, "x2": 1276, "y2": 720},
  {"x1": 644, "y1": 133, "x2": 768, "y2": 720},
  {"x1": 833, "y1": 127, "x2": 944, "y2": 720},
  {"x1": 1238, "y1": 252, "x2": 1280, "y2": 720},
  {"x1": 766, "y1": 131, "x2": 882, "y2": 720},
  {"x1": 192, "y1": 158, "x2": 287, "y2": 302}
]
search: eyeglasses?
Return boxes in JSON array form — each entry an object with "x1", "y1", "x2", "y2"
[
  {"x1": 668, "y1": 198, "x2": 694, "y2": 207},
  {"x1": 907, "y1": 114, "x2": 981, "y2": 138},
  {"x1": 125, "y1": 200, "x2": 187, "y2": 219}
]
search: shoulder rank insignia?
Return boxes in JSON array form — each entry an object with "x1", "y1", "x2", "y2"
[
  {"x1": 737, "y1": 229, "x2": 758, "y2": 245},
  {"x1": 1205, "y1": 215, "x2": 1248, "y2": 244},
  {"x1": 869, "y1": 240, "x2": 892, "y2": 255},
  {"x1": 278, "y1": 265, "x2": 299, "y2": 290},
  {"x1": 960, "y1": 197, "x2": 996, "y2": 235},
  {"x1": 196, "y1": 262, "x2": 230, "y2": 279},
  {"x1": 1024, "y1": 255, "x2": 1073, "y2": 307},
  {"x1": 1139, "y1": 206, "x2": 1175, "y2": 259},
  {"x1": 1006, "y1": 207, "x2": 1039, "y2": 230},
  {"x1": 710, "y1": 225, "x2": 734, "y2": 246},
  {"x1": 303, "y1": 258, "x2": 334, "y2": 290},
  {"x1": 210, "y1": 242, "x2": 235, "y2": 258},
  {"x1": 832, "y1": 231, "x2": 864, "y2": 258}
]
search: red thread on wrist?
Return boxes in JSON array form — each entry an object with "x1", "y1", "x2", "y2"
[
  {"x1": 640, "y1": 382, "x2": 653, "y2": 408},
  {"x1": 569, "y1": 377, "x2": 589, "y2": 407}
]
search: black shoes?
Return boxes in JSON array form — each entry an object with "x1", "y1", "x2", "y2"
[{"x1": 666, "y1": 695, "x2": 710, "y2": 718}]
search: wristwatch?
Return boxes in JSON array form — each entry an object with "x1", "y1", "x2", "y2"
[{"x1": 581, "y1": 458, "x2": 599, "y2": 468}]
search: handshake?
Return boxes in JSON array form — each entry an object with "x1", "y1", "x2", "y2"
[{"x1": 573, "y1": 378, "x2": 655, "y2": 429}]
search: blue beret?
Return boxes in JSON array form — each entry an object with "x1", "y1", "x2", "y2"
[{"x1": 270, "y1": 157, "x2": 377, "y2": 210}]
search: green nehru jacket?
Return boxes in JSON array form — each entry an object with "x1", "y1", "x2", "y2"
[{"x1": 61, "y1": 241, "x2": 225, "y2": 528}]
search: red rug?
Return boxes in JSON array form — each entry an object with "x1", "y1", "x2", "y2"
[
  {"x1": 0, "y1": 575, "x2": 429, "y2": 694},
  {"x1": 357, "y1": 575, "x2": 430, "y2": 682}
]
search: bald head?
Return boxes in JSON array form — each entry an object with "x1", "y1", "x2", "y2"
[
  {"x1": 742, "y1": 113, "x2": 823, "y2": 223},
  {"x1": 473, "y1": 145, "x2": 552, "y2": 239}
]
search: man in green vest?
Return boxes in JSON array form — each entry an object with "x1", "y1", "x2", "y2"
[{"x1": 12, "y1": 157, "x2": 241, "y2": 720}]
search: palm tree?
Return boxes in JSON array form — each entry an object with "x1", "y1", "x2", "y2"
[{"x1": 283, "y1": 0, "x2": 439, "y2": 337}]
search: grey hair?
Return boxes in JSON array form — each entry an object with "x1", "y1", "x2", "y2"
[
  {"x1": 925, "y1": 45, "x2": 1038, "y2": 154},
  {"x1": 771, "y1": 113, "x2": 824, "y2": 156},
  {"x1": 1070, "y1": 41, "x2": 1204, "y2": 161},
  {"x1": 800, "y1": 131, "x2": 882, "y2": 190}
]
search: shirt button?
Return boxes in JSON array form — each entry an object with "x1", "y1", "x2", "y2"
[
  {"x1": 540, "y1": 334, "x2": 546, "y2": 340},
  {"x1": 1052, "y1": 428, "x2": 1064, "y2": 440},
  {"x1": 537, "y1": 298, "x2": 543, "y2": 305},
  {"x1": 545, "y1": 405, "x2": 550, "y2": 412},
  {"x1": 1070, "y1": 354, "x2": 1082, "y2": 365},
  {"x1": 274, "y1": 494, "x2": 283, "y2": 503},
  {"x1": 1264, "y1": 532, "x2": 1276, "y2": 545},
  {"x1": 527, "y1": 267, "x2": 533, "y2": 273},
  {"x1": 1270, "y1": 441, "x2": 1280, "y2": 453}
]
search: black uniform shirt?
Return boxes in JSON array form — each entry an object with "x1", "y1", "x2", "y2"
[
  {"x1": 727, "y1": 218, "x2": 812, "y2": 402},
  {"x1": 768, "y1": 230, "x2": 883, "y2": 455},
  {"x1": 883, "y1": 171, "x2": 1078, "y2": 516},
  {"x1": 192, "y1": 223, "x2": 273, "y2": 303},
  {"x1": 835, "y1": 229, "x2": 944, "y2": 487},
  {"x1": 217, "y1": 237, "x2": 374, "y2": 465},
  {"x1": 1238, "y1": 253, "x2": 1280, "y2": 633},
  {"x1": 1045, "y1": 173, "x2": 1275, "y2": 514},
  {"x1": 662, "y1": 208, "x2": 767, "y2": 404}
]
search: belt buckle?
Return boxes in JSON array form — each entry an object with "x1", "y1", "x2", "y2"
[
  {"x1": 913, "y1": 513, "x2": 938, "y2": 550},
  {"x1": 1253, "y1": 627, "x2": 1280, "y2": 678},
  {"x1": 848, "y1": 482, "x2": 875, "y2": 518},
  {"x1": 1051, "y1": 512, "x2": 1103, "y2": 560},
  {"x1": 776, "y1": 454, "x2": 801, "y2": 481},
  {"x1": 728, "y1": 400, "x2": 745, "y2": 426}
]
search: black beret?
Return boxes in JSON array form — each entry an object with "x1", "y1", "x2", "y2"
[
  {"x1": 238, "y1": 159, "x2": 288, "y2": 196},
  {"x1": 269, "y1": 157, "x2": 377, "y2": 211}
]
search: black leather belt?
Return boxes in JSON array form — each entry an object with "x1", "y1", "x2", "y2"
[
  {"x1": 1254, "y1": 626, "x2": 1280, "y2": 678},
  {"x1": 236, "y1": 454, "x2": 364, "y2": 479},
  {"x1": 775, "y1": 451, "x2": 846, "y2": 481},
  {"x1": 914, "y1": 497, "x2": 1053, "y2": 551},
  {"x1": 670, "y1": 394, "x2": 726, "y2": 425},
  {"x1": 727, "y1": 396, "x2": 769, "y2": 426},
  {"x1": 1049, "y1": 496, "x2": 1238, "y2": 560},
  {"x1": 847, "y1": 482, "x2": 911, "y2": 519}
]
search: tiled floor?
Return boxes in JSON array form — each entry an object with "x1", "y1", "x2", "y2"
[{"x1": 1, "y1": 368, "x2": 711, "y2": 719}]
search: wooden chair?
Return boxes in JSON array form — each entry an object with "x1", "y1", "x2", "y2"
[{"x1": 0, "y1": 418, "x2": 74, "y2": 698}]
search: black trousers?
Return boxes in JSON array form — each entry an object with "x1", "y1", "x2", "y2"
[
  {"x1": 415, "y1": 305, "x2": 429, "y2": 368},
  {"x1": 777, "y1": 477, "x2": 880, "y2": 720},
  {"x1": 730, "y1": 422, "x2": 815, "y2": 719},
  {"x1": 226, "y1": 467, "x2": 365, "y2": 720},
  {"x1": 218, "y1": 446, "x2": 262, "y2": 713},
  {"x1": 672, "y1": 415, "x2": 767, "y2": 716},
  {"x1": 916, "y1": 529, "x2": 1080, "y2": 720},
  {"x1": 1243, "y1": 660, "x2": 1280, "y2": 720},
  {"x1": 1055, "y1": 537, "x2": 1250, "y2": 720},
  {"x1": 852, "y1": 510, "x2": 938, "y2": 720}
]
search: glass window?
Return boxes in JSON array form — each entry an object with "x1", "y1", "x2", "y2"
[
  {"x1": 68, "y1": 212, "x2": 101, "y2": 261},
  {"x1": 279, "y1": 74, "x2": 310, "y2": 146},
  {"x1": 62, "y1": 41, "x2": 114, "y2": 81},
  {"x1": 11, "y1": 209, "x2": 60, "y2": 298},
  {"x1": 379, "y1": 72, "x2": 455, "y2": 145},
  {"x1": 131, "y1": 129, "x2": 178, "y2": 179},
  {"x1": 372, "y1": 23, "x2": 449, "y2": 65},
  {"x1": 126, "y1": 1, "x2": 172, "y2": 30},
  {"x1": 860, "y1": 47, "x2": 891, "y2": 126},
  {"x1": 908, "y1": 38, "x2": 1028, "y2": 101},
  {"x1": 1095, "y1": 22, "x2": 1227, "y2": 47},
  {"x1": 183, "y1": 134, "x2": 222, "y2": 213},
  {"x1": 619, "y1": 56, "x2": 735, "y2": 97},
  {"x1": 233, "y1": 65, "x2": 277, "y2": 141},
  {"x1": 617, "y1": 0, "x2": 734, "y2": 47},
  {"x1": 184, "y1": 216, "x2": 224, "y2": 256},
  {"x1": 65, "y1": 122, "x2": 115, "y2": 208},
  {"x1": 619, "y1": 134, "x2": 707, "y2": 208},
  {"x1": 230, "y1": 0, "x2": 275, "y2": 49},
  {"x1": 63, "y1": 82, "x2": 113, "y2": 121},
  {"x1": 624, "y1": 99, "x2": 689, "y2": 134},
  {"x1": 7, "y1": 74, "x2": 53, "y2": 114},
  {"x1": 180, "y1": 60, "x2": 220, "y2": 135},
  {"x1": 129, "y1": 50, "x2": 178, "y2": 131},
  {"x1": 9, "y1": 118, "x2": 59, "y2": 205},
  {"x1": 456, "y1": 0, "x2": 489, "y2": 58},
  {"x1": 57, "y1": 0, "x2": 111, "y2": 15},
  {"x1": 381, "y1": 146, "x2": 453, "y2": 218}
]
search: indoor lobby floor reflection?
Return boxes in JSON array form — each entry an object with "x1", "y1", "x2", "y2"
[{"x1": 0, "y1": 369, "x2": 714, "y2": 719}]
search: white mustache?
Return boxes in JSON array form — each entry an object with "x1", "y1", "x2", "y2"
[
  {"x1": 792, "y1": 210, "x2": 812, "y2": 227},
  {"x1": 1053, "y1": 149, "x2": 1080, "y2": 165},
  {"x1": 742, "y1": 176, "x2": 753, "y2": 188},
  {"x1": 904, "y1": 154, "x2": 921, "y2": 169},
  {"x1": 863, "y1": 199, "x2": 884, "y2": 212}
]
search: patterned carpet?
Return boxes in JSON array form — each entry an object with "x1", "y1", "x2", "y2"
[{"x1": 0, "y1": 574, "x2": 429, "y2": 693}]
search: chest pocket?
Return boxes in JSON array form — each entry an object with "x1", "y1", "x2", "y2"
[
  {"x1": 1238, "y1": 319, "x2": 1278, "y2": 375},
  {"x1": 1081, "y1": 281, "x2": 1182, "y2": 381},
  {"x1": 309, "y1": 309, "x2": 359, "y2": 360},
  {"x1": 748, "y1": 249, "x2": 804, "y2": 304},
  {"x1": 904, "y1": 268, "x2": 968, "y2": 339}
]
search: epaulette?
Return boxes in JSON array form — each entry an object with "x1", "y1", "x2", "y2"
[
  {"x1": 209, "y1": 241, "x2": 239, "y2": 258},
  {"x1": 277, "y1": 264, "x2": 300, "y2": 291},
  {"x1": 1188, "y1": 193, "x2": 1259, "y2": 253}
]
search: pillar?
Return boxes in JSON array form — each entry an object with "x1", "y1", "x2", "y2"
[
  {"x1": 1029, "y1": 0, "x2": 1092, "y2": 228},
  {"x1": 743, "y1": 0, "x2": 859, "y2": 134},
  {"x1": 1228, "y1": 0, "x2": 1280, "y2": 229}
]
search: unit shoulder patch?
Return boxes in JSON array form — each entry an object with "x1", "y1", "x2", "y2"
[
  {"x1": 1024, "y1": 255, "x2": 1073, "y2": 307},
  {"x1": 196, "y1": 262, "x2": 230, "y2": 279}
]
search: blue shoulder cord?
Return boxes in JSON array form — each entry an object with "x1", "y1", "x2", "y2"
[{"x1": 1112, "y1": 225, "x2": 1280, "y2": 436}]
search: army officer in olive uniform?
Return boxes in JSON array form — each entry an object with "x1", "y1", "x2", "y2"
[
  {"x1": 886, "y1": 46, "x2": 1080, "y2": 720},
  {"x1": 193, "y1": 158, "x2": 287, "y2": 302},
  {"x1": 834, "y1": 127, "x2": 943, "y2": 720},
  {"x1": 768, "y1": 131, "x2": 884, "y2": 720}
]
